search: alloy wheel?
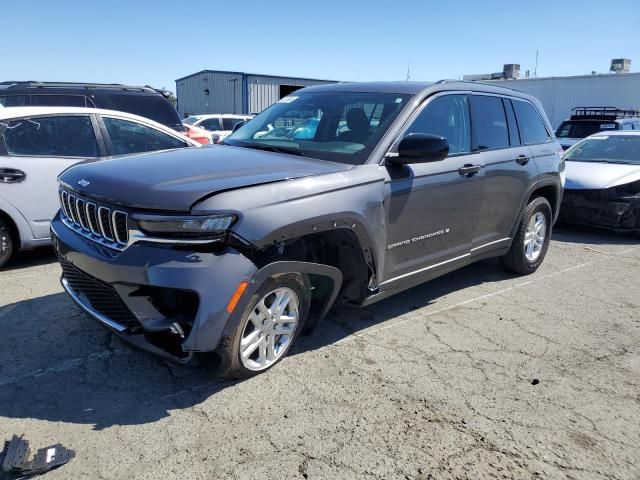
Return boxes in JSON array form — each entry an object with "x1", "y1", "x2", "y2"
[
  {"x1": 524, "y1": 211, "x2": 546, "y2": 262},
  {"x1": 239, "y1": 287, "x2": 299, "y2": 371}
]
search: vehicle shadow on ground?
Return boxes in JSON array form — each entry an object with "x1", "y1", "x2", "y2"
[
  {"x1": 0, "y1": 261, "x2": 509, "y2": 430},
  {"x1": 2, "y1": 247, "x2": 57, "y2": 272},
  {"x1": 0, "y1": 257, "x2": 515, "y2": 430},
  {"x1": 552, "y1": 223, "x2": 639, "y2": 246},
  {"x1": 293, "y1": 257, "x2": 515, "y2": 355},
  {"x1": 0, "y1": 227, "x2": 631, "y2": 429}
]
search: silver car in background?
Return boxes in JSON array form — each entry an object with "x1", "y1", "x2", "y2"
[
  {"x1": 559, "y1": 131, "x2": 640, "y2": 232},
  {"x1": 0, "y1": 107, "x2": 200, "y2": 268}
]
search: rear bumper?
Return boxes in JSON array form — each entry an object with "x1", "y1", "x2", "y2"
[
  {"x1": 51, "y1": 213, "x2": 258, "y2": 360},
  {"x1": 559, "y1": 190, "x2": 640, "y2": 231}
]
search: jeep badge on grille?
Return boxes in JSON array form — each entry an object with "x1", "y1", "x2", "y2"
[{"x1": 78, "y1": 179, "x2": 90, "y2": 187}]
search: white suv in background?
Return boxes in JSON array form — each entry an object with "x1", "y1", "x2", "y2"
[
  {"x1": 0, "y1": 107, "x2": 200, "y2": 268},
  {"x1": 183, "y1": 114, "x2": 253, "y2": 142}
]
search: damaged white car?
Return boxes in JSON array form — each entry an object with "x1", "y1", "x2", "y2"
[{"x1": 559, "y1": 131, "x2": 640, "y2": 233}]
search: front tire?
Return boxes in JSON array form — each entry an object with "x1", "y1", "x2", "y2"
[
  {"x1": 215, "y1": 273, "x2": 310, "y2": 379},
  {"x1": 501, "y1": 197, "x2": 552, "y2": 275},
  {"x1": 0, "y1": 218, "x2": 14, "y2": 269}
]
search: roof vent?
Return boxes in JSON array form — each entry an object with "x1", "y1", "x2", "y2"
[{"x1": 610, "y1": 58, "x2": 631, "y2": 74}]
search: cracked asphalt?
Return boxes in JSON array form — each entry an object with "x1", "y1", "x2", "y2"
[{"x1": 1, "y1": 225, "x2": 639, "y2": 480}]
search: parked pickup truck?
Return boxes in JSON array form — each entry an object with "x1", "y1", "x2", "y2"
[{"x1": 52, "y1": 81, "x2": 564, "y2": 378}]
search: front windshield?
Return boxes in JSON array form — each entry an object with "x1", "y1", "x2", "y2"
[
  {"x1": 183, "y1": 116, "x2": 199, "y2": 125},
  {"x1": 224, "y1": 91, "x2": 412, "y2": 164},
  {"x1": 555, "y1": 120, "x2": 617, "y2": 139},
  {"x1": 565, "y1": 135, "x2": 640, "y2": 164}
]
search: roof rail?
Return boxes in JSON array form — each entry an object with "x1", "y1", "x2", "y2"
[
  {"x1": 570, "y1": 106, "x2": 640, "y2": 120},
  {"x1": 434, "y1": 78, "x2": 520, "y2": 92},
  {"x1": 0, "y1": 81, "x2": 156, "y2": 92}
]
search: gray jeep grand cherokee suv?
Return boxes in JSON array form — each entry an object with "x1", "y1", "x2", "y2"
[{"x1": 52, "y1": 81, "x2": 564, "y2": 378}]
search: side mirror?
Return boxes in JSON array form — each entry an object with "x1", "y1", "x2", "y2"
[
  {"x1": 392, "y1": 133, "x2": 449, "y2": 164},
  {"x1": 231, "y1": 120, "x2": 247, "y2": 133}
]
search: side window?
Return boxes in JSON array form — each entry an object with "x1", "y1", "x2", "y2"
[
  {"x1": 503, "y1": 99, "x2": 521, "y2": 146},
  {"x1": 0, "y1": 95, "x2": 29, "y2": 107},
  {"x1": 512, "y1": 100, "x2": 551, "y2": 145},
  {"x1": 103, "y1": 117, "x2": 188, "y2": 155},
  {"x1": 222, "y1": 118, "x2": 244, "y2": 130},
  {"x1": 621, "y1": 123, "x2": 633, "y2": 130},
  {"x1": 470, "y1": 95, "x2": 509, "y2": 150},
  {"x1": 404, "y1": 95, "x2": 471, "y2": 155},
  {"x1": 31, "y1": 95, "x2": 88, "y2": 107},
  {"x1": 1, "y1": 115, "x2": 99, "y2": 157},
  {"x1": 199, "y1": 118, "x2": 222, "y2": 131}
]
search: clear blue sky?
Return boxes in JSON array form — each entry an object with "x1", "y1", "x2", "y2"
[{"x1": 4, "y1": 0, "x2": 639, "y2": 93}]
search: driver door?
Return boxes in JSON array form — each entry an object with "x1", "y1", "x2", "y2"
[{"x1": 381, "y1": 94, "x2": 484, "y2": 283}]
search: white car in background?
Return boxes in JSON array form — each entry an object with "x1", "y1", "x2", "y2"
[
  {"x1": 559, "y1": 131, "x2": 640, "y2": 233},
  {"x1": 0, "y1": 106, "x2": 200, "y2": 268},
  {"x1": 183, "y1": 114, "x2": 253, "y2": 142}
]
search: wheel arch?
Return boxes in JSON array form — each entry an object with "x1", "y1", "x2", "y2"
[
  {"x1": 0, "y1": 208, "x2": 20, "y2": 251},
  {"x1": 222, "y1": 260, "x2": 343, "y2": 340},
  {"x1": 510, "y1": 177, "x2": 562, "y2": 239}
]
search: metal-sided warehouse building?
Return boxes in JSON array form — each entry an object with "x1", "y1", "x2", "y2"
[
  {"x1": 488, "y1": 72, "x2": 640, "y2": 129},
  {"x1": 175, "y1": 70, "x2": 336, "y2": 118}
]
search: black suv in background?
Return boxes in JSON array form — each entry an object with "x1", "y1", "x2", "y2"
[
  {"x1": 555, "y1": 107, "x2": 640, "y2": 150},
  {"x1": 53, "y1": 81, "x2": 564, "y2": 378},
  {"x1": 0, "y1": 81, "x2": 183, "y2": 131}
]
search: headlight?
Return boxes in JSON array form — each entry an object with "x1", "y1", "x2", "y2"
[{"x1": 135, "y1": 214, "x2": 236, "y2": 238}]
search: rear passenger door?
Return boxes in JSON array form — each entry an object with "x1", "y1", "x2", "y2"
[
  {"x1": 511, "y1": 98, "x2": 558, "y2": 194},
  {"x1": 0, "y1": 114, "x2": 103, "y2": 238},
  {"x1": 469, "y1": 95, "x2": 538, "y2": 252}
]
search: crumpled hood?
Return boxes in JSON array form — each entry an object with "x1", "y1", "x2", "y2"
[
  {"x1": 59, "y1": 146, "x2": 352, "y2": 211},
  {"x1": 565, "y1": 160, "x2": 640, "y2": 190}
]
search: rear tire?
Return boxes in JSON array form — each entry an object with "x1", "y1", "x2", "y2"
[
  {"x1": 500, "y1": 197, "x2": 552, "y2": 275},
  {"x1": 214, "y1": 273, "x2": 310, "y2": 379},
  {"x1": 0, "y1": 218, "x2": 14, "y2": 269}
]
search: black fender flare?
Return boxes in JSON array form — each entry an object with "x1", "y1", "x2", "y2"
[
  {"x1": 222, "y1": 260, "x2": 343, "y2": 337},
  {"x1": 510, "y1": 176, "x2": 563, "y2": 240}
]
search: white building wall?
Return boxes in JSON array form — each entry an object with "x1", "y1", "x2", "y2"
[{"x1": 490, "y1": 73, "x2": 640, "y2": 128}]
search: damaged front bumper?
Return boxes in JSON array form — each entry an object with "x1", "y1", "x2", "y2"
[
  {"x1": 51, "y1": 213, "x2": 258, "y2": 362},
  {"x1": 559, "y1": 188, "x2": 640, "y2": 231}
]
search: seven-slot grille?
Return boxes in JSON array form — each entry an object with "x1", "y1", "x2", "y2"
[{"x1": 59, "y1": 188, "x2": 129, "y2": 250}]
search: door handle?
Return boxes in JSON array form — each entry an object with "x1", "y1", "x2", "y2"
[
  {"x1": 458, "y1": 164, "x2": 481, "y2": 177},
  {"x1": 0, "y1": 168, "x2": 26, "y2": 183},
  {"x1": 515, "y1": 155, "x2": 530, "y2": 166}
]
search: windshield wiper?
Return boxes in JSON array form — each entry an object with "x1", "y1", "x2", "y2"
[
  {"x1": 570, "y1": 159, "x2": 632, "y2": 165},
  {"x1": 234, "y1": 142, "x2": 303, "y2": 156}
]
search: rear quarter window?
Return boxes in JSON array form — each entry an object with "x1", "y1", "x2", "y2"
[{"x1": 107, "y1": 94, "x2": 181, "y2": 127}]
